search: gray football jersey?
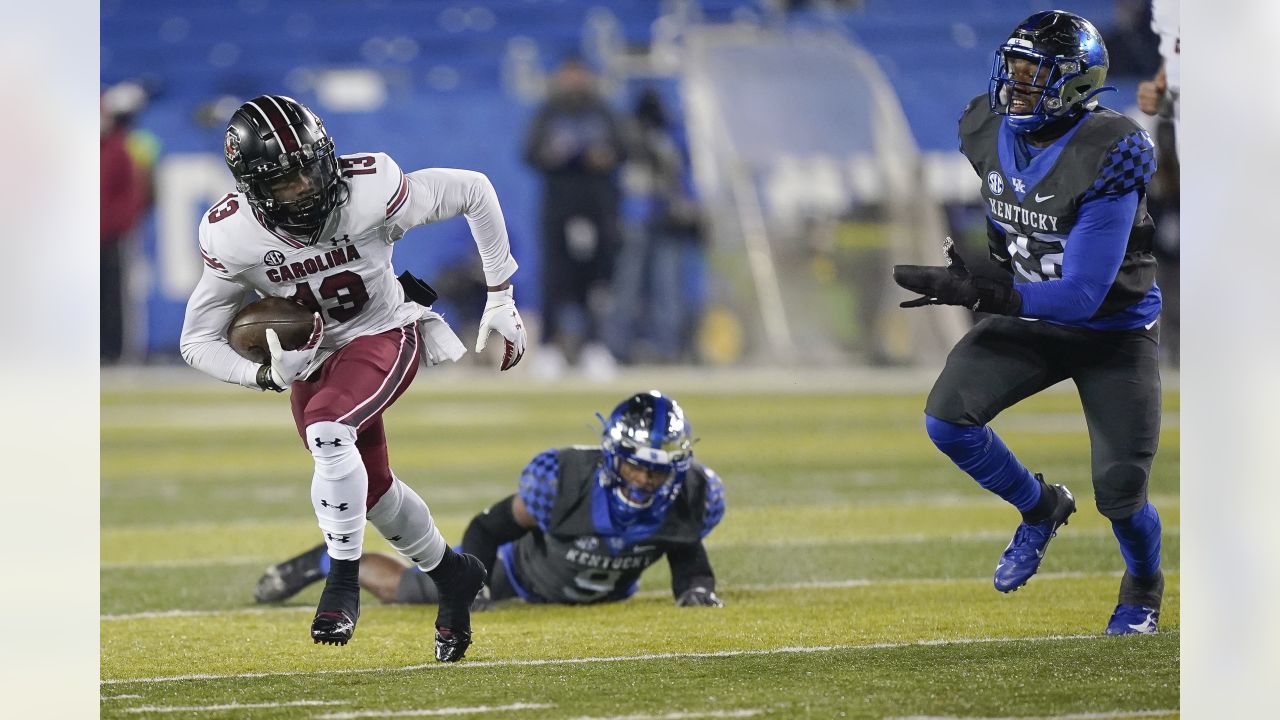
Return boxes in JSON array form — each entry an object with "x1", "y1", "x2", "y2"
[
  {"x1": 509, "y1": 447, "x2": 717, "y2": 604},
  {"x1": 958, "y1": 96, "x2": 1158, "y2": 319}
]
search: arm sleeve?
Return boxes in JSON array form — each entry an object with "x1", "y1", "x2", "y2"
[
  {"x1": 179, "y1": 267, "x2": 261, "y2": 389},
  {"x1": 1016, "y1": 191, "x2": 1139, "y2": 323},
  {"x1": 1017, "y1": 129, "x2": 1155, "y2": 323},
  {"x1": 516, "y1": 450, "x2": 561, "y2": 533},
  {"x1": 460, "y1": 495, "x2": 530, "y2": 578},
  {"x1": 392, "y1": 168, "x2": 518, "y2": 287},
  {"x1": 666, "y1": 540, "x2": 716, "y2": 598}
]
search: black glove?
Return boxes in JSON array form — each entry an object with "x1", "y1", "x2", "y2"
[
  {"x1": 675, "y1": 586, "x2": 724, "y2": 608},
  {"x1": 892, "y1": 237, "x2": 1022, "y2": 315}
]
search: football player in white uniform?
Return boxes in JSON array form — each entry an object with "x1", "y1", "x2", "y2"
[{"x1": 180, "y1": 95, "x2": 526, "y2": 661}]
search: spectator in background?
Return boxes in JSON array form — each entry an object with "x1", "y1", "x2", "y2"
[
  {"x1": 522, "y1": 56, "x2": 631, "y2": 379},
  {"x1": 610, "y1": 86, "x2": 706, "y2": 364},
  {"x1": 100, "y1": 82, "x2": 152, "y2": 365},
  {"x1": 1137, "y1": 0, "x2": 1180, "y2": 148},
  {"x1": 1137, "y1": 0, "x2": 1179, "y2": 365}
]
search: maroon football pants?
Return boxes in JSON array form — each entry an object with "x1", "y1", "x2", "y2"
[{"x1": 290, "y1": 324, "x2": 420, "y2": 509}]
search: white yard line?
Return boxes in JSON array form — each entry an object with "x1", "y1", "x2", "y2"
[
  {"x1": 316, "y1": 704, "x2": 553, "y2": 718},
  {"x1": 563, "y1": 707, "x2": 757, "y2": 712},
  {"x1": 884, "y1": 710, "x2": 1178, "y2": 720},
  {"x1": 103, "y1": 632, "x2": 1172, "y2": 686},
  {"x1": 121, "y1": 699, "x2": 344, "y2": 713}
]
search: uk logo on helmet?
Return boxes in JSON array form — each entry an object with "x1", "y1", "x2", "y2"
[{"x1": 987, "y1": 171, "x2": 1005, "y2": 195}]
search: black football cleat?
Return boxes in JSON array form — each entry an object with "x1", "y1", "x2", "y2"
[
  {"x1": 433, "y1": 552, "x2": 487, "y2": 662},
  {"x1": 311, "y1": 557, "x2": 361, "y2": 646},
  {"x1": 255, "y1": 543, "x2": 328, "y2": 603},
  {"x1": 311, "y1": 609, "x2": 357, "y2": 646}
]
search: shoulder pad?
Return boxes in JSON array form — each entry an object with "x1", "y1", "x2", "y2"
[
  {"x1": 197, "y1": 192, "x2": 262, "y2": 279},
  {"x1": 696, "y1": 465, "x2": 726, "y2": 538},
  {"x1": 1086, "y1": 126, "x2": 1157, "y2": 197},
  {"x1": 337, "y1": 152, "x2": 408, "y2": 223},
  {"x1": 958, "y1": 94, "x2": 998, "y2": 161},
  {"x1": 517, "y1": 449, "x2": 560, "y2": 532}
]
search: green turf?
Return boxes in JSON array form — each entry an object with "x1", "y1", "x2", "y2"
[{"x1": 101, "y1": 376, "x2": 1179, "y2": 718}]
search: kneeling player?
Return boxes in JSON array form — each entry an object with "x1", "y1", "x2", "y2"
[{"x1": 257, "y1": 391, "x2": 727, "y2": 609}]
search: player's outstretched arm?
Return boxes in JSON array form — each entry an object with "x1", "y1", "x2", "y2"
[
  {"x1": 667, "y1": 541, "x2": 723, "y2": 608},
  {"x1": 892, "y1": 237, "x2": 1022, "y2": 314},
  {"x1": 460, "y1": 494, "x2": 536, "y2": 578}
]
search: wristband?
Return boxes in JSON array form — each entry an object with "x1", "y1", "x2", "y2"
[{"x1": 257, "y1": 364, "x2": 285, "y2": 393}]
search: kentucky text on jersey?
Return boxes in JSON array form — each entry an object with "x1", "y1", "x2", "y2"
[
  {"x1": 987, "y1": 198, "x2": 1059, "y2": 232},
  {"x1": 563, "y1": 549, "x2": 654, "y2": 570},
  {"x1": 265, "y1": 245, "x2": 363, "y2": 283}
]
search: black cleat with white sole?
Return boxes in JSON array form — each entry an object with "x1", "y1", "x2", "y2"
[
  {"x1": 432, "y1": 552, "x2": 487, "y2": 662},
  {"x1": 311, "y1": 557, "x2": 361, "y2": 646}
]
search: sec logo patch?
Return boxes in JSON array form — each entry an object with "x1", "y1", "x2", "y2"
[{"x1": 987, "y1": 171, "x2": 1005, "y2": 196}]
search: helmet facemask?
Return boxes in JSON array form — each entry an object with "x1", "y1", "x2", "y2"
[{"x1": 239, "y1": 140, "x2": 340, "y2": 235}]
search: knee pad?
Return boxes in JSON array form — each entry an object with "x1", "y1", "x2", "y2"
[
  {"x1": 1093, "y1": 462, "x2": 1150, "y2": 520},
  {"x1": 925, "y1": 415, "x2": 986, "y2": 457}
]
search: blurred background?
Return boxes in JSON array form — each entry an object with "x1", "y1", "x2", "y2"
[{"x1": 100, "y1": 0, "x2": 1178, "y2": 377}]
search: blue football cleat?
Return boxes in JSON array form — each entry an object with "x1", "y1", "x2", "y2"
[
  {"x1": 1106, "y1": 604, "x2": 1160, "y2": 635},
  {"x1": 993, "y1": 480, "x2": 1076, "y2": 593}
]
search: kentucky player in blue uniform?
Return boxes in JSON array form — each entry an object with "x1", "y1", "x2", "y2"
[
  {"x1": 257, "y1": 391, "x2": 727, "y2": 610},
  {"x1": 892, "y1": 11, "x2": 1164, "y2": 635}
]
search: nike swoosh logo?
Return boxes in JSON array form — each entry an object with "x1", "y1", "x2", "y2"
[
  {"x1": 1034, "y1": 193, "x2": 1055, "y2": 202},
  {"x1": 1128, "y1": 610, "x2": 1158, "y2": 633}
]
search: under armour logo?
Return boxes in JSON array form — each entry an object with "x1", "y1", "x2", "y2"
[
  {"x1": 314, "y1": 437, "x2": 344, "y2": 448},
  {"x1": 320, "y1": 500, "x2": 350, "y2": 512},
  {"x1": 327, "y1": 234, "x2": 351, "y2": 247},
  {"x1": 326, "y1": 533, "x2": 352, "y2": 543}
]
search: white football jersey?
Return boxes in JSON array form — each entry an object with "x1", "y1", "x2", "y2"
[{"x1": 180, "y1": 152, "x2": 518, "y2": 389}]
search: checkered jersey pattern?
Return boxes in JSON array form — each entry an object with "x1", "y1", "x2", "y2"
[
  {"x1": 1087, "y1": 130, "x2": 1157, "y2": 198},
  {"x1": 700, "y1": 467, "x2": 726, "y2": 539},
  {"x1": 517, "y1": 450, "x2": 560, "y2": 532}
]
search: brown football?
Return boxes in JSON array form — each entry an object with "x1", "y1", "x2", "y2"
[{"x1": 227, "y1": 296, "x2": 316, "y2": 363}]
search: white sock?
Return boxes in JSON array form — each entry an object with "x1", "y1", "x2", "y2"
[
  {"x1": 307, "y1": 421, "x2": 366, "y2": 561},
  {"x1": 366, "y1": 473, "x2": 447, "y2": 571}
]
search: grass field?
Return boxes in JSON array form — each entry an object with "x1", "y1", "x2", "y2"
[{"x1": 101, "y1": 368, "x2": 1179, "y2": 719}]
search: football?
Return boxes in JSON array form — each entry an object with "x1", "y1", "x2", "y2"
[{"x1": 226, "y1": 296, "x2": 316, "y2": 363}]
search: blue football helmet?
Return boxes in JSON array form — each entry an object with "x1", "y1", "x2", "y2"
[
  {"x1": 598, "y1": 391, "x2": 694, "y2": 527},
  {"x1": 988, "y1": 10, "x2": 1112, "y2": 134}
]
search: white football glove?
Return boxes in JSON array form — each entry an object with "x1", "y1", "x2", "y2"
[
  {"x1": 476, "y1": 286, "x2": 526, "y2": 371},
  {"x1": 265, "y1": 313, "x2": 324, "y2": 389}
]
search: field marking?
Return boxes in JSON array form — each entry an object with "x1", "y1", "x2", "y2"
[
  {"x1": 102, "y1": 694, "x2": 142, "y2": 700},
  {"x1": 563, "y1": 707, "x2": 757, "y2": 712},
  {"x1": 885, "y1": 710, "x2": 1178, "y2": 720},
  {"x1": 316, "y1": 703, "x2": 553, "y2": 718},
  {"x1": 101, "y1": 569, "x2": 1179, "y2": 621},
  {"x1": 101, "y1": 631, "x2": 1176, "y2": 686},
  {"x1": 121, "y1": 699, "x2": 344, "y2": 713}
]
